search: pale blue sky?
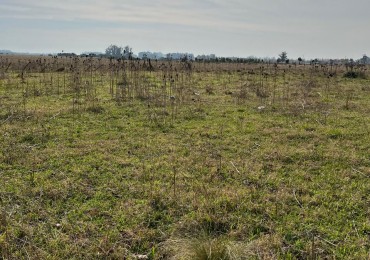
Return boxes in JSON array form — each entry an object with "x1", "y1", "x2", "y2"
[{"x1": 1, "y1": 0, "x2": 369, "y2": 59}]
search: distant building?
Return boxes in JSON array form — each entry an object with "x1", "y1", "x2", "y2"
[
  {"x1": 196, "y1": 54, "x2": 216, "y2": 61},
  {"x1": 360, "y1": 55, "x2": 370, "y2": 64},
  {"x1": 80, "y1": 52, "x2": 104, "y2": 57},
  {"x1": 166, "y1": 53, "x2": 194, "y2": 61},
  {"x1": 0, "y1": 50, "x2": 13, "y2": 54},
  {"x1": 138, "y1": 52, "x2": 165, "y2": 60},
  {"x1": 57, "y1": 52, "x2": 77, "y2": 57}
]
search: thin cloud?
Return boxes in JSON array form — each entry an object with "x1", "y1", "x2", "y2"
[{"x1": 0, "y1": 0, "x2": 288, "y2": 33}]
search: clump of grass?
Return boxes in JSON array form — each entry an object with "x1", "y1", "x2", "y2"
[
  {"x1": 86, "y1": 104, "x2": 105, "y2": 113},
  {"x1": 343, "y1": 71, "x2": 367, "y2": 79},
  {"x1": 160, "y1": 238, "x2": 242, "y2": 260},
  {"x1": 190, "y1": 239, "x2": 237, "y2": 260},
  {"x1": 160, "y1": 235, "x2": 281, "y2": 260},
  {"x1": 205, "y1": 85, "x2": 215, "y2": 95},
  {"x1": 0, "y1": 72, "x2": 7, "y2": 80},
  {"x1": 0, "y1": 209, "x2": 9, "y2": 259}
]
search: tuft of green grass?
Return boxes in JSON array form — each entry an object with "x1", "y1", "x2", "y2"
[{"x1": 160, "y1": 235, "x2": 282, "y2": 260}]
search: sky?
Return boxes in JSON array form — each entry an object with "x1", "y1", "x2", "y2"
[{"x1": 0, "y1": 0, "x2": 369, "y2": 59}]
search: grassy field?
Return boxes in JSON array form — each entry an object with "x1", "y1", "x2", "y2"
[{"x1": 0, "y1": 56, "x2": 369, "y2": 259}]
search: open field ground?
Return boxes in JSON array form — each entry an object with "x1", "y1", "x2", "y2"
[{"x1": 0, "y1": 55, "x2": 369, "y2": 259}]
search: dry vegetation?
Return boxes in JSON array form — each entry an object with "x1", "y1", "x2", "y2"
[{"x1": 0, "y1": 54, "x2": 369, "y2": 259}]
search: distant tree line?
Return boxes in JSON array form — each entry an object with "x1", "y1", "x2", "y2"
[
  {"x1": 105, "y1": 45, "x2": 133, "y2": 59},
  {"x1": 53, "y1": 46, "x2": 370, "y2": 66}
]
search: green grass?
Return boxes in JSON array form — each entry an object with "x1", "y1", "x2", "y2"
[{"x1": 0, "y1": 61, "x2": 369, "y2": 259}]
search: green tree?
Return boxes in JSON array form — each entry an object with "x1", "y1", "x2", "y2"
[
  {"x1": 278, "y1": 51, "x2": 288, "y2": 63},
  {"x1": 361, "y1": 54, "x2": 369, "y2": 64},
  {"x1": 123, "y1": 45, "x2": 133, "y2": 59},
  {"x1": 105, "y1": 44, "x2": 123, "y2": 58}
]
